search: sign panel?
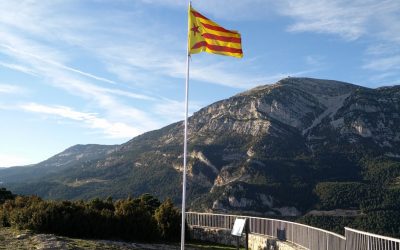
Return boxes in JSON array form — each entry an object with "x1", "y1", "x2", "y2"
[{"x1": 231, "y1": 218, "x2": 246, "y2": 236}]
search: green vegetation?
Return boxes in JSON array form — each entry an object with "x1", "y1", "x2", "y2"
[
  {"x1": 298, "y1": 210, "x2": 400, "y2": 238},
  {"x1": 187, "y1": 240, "x2": 245, "y2": 250},
  {"x1": 314, "y1": 182, "x2": 368, "y2": 209},
  {"x1": 0, "y1": 189, "x2": 181, "y2": 243},
  {"x1": 299, "y1": 157, "x2": 400, "y2": 238},
  {"x1": 0, "y1": 188, "x2": 14, "y2": 204},
  {"x1": 297, "y1": 215, "x2": 355, "y2": 235}
]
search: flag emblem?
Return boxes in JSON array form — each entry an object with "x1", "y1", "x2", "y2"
[{"x1": 188, "y1": 7, "x2": 243, "y2": 58}]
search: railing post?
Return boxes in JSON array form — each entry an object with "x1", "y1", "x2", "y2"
[
  {"x1": 224, "y1": 215, "x2": 227, "y2": 229},
  {"x1": 272, "y1": 220, "x2": 274, "y2": 238},
  {"x1": 367, "y1": 235, "x2": 370, "y2": 250},
  {"x1": 327, "y1": 233, "x2": 329, "y2": 250},
  {"x1": 292, "y1": 223, "x2": 294, "y2": 242}
]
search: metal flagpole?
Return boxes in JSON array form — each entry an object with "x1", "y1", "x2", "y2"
[{"x1": 181, "y1": 1, "x2": 191, "y2": 250}]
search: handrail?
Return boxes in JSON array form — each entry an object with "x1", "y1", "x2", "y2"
[
  {"x1": 186, "y1": 212, "x2": 400, "y2": 250},
  {"x1": 186, "y1": 211, "x2": 345, "y2": 239},
  {"x1": 345, "y1": 227, "x2": 400, "y2": 243},
  {"x1": 186, "y1": 211, "x2": 346, "y2": 250},
  {"x1": 244, "y1": 214, "x2": 345, "y2": 239}
]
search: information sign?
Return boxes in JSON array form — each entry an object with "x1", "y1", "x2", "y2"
[{"x1": 231, "y1": 218, "x2": 246, "y2": 236}]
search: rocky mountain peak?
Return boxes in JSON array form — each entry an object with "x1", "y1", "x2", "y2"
[
  {"x1": 277, "y1": 77, "x2": 361, "y2": 97},
  {"x1": 3, "y1": 77, "x2": 400, "y2": 217},
  {"x1": 237, "y1": 77, "x2": 360, "y2": 99}
]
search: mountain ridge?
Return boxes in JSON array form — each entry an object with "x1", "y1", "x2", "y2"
[
  {"x1": 1, "y1": 77, "x2": 399, "y2": 218},
  {"x1": 0, "y1": 144, "x2": 119, "y2": 183}
]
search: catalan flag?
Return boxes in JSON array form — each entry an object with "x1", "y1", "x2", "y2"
[
  {"x1": 188, "y1": 6, "x2": 243, "y2": 58},
  {"x1": 181, "y1": 5, "x2": 244, "y2": 249}
]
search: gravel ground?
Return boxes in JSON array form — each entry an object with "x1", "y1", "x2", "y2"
[{"x1": 0, "y1": 227, "x2": 237, "y2": 250}]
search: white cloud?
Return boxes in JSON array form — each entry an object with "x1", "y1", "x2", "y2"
[
  {"x1": 277, "y1": 0, "x2": 400, "y2": 40},
  {"x1": 0, "y1": 0, "x2": 267, "y2": 91},
  {"x1": 0, "y1": 84, "x2": 26, "y2": 95},
  {"x1": 0, "y1": 30, "x2": 162, "y2": 134},
  {"x1": 273, "y1": 0, "x2": 400, "y2": 83},
  {"x1": 1, "y1": 44, "x2": 116, "y2": 85},
  {"x1": 363, "y1": 55, "x2": 400, "y2": 71},
  {"x1": 21, "y1": 103, "x2": 142, "y2": 139},
  {"x1": 0, "y1": 61, "x2": 38, "y2": 76},
  {"x1": 1, "y1": 42, "x2": 154, "y2": 99}
]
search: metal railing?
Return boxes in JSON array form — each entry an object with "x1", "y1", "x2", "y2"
[
  {"x1": 186, "y1": 212, "x2": 400, "y2": 250},
  {"x1": 186, "y1": 212, "x2": 345, "y2": 250},
  {"x1": 345, "y1": 227, "x2": 400, "y2": 250}
]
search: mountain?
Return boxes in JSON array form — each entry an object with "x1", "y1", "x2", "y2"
[
  {"x1": 0, "y1": 144, "x2": 118, "y2": 183},
  {"x1": 2, "y1": 77, "x2": 400, "y2": 217}
]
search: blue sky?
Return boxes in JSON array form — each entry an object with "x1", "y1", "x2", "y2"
[{"x1": 0, "y1": 0, "x2": 399, "y2": 167}]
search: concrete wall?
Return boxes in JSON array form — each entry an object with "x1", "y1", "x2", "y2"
[
  {"x1": 189, "y1": 226, "x2": 245, "y2": 247},
  {"x1": 248, "y1": 233, "x2": 306, "y2": 250},
  {"x1": 189, "y1": 226, "x2": 306, "y2": 250}
]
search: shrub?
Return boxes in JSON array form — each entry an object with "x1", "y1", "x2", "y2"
[
  {"x1": 0, "y1": 189, "x2": 181, "y2": 242},
  {"x1": 154, "y1": 198, "x2": 181, "y2": 241}
]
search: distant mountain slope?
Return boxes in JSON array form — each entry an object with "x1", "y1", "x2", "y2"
[
  {"x1": 0, "y1": 144, "x2": 118, "y2": 183},
  {"x1": 3, "y1": 77, "x2": 400, "y2": 217}
]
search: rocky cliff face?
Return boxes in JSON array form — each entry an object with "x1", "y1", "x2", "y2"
[{"x1": 4, "y1": 77, "x2": 400, "y2": 216}]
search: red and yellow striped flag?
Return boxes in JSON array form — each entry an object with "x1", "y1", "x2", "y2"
[{"x1": 188, "y1": 6, "x2": 243, "y2": 58}]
